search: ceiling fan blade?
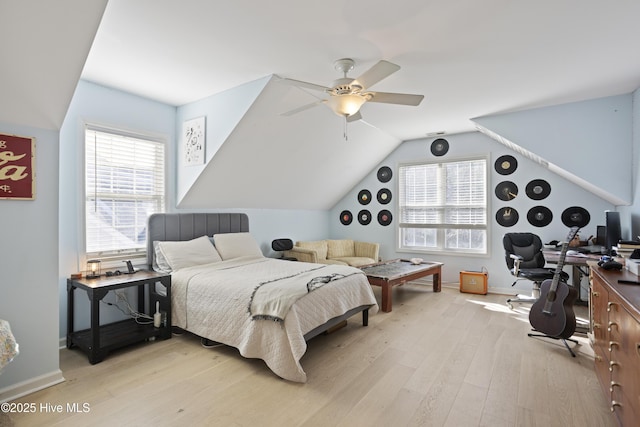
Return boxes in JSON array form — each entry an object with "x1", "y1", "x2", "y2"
[
  {"x1": 352, "y1": 60, "x2": 400, "y2": 90},
  {"x1": 368, "y1": 91, "x2": 424, "y2": 106},
  {"x1": 278, "y1": 77, "x2": 329, "y2": 92},
  {"x1": 280, "y1": 100, "x2": 325, "y2": 116},
  {"x1": 346, "y1": 111, "x2": 362, "y2": 123}
]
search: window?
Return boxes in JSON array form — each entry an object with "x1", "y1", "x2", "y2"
[
  {"x1": 85, "y1": 125, "x2": 165, "y2": 260},
  {"x1": 398, "y1": 157, "x2": 487, "y2": 255}
]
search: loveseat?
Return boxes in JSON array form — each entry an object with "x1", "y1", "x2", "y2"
[{"x1": 284, "y1": 239, "x2": 379, "y2": 267}]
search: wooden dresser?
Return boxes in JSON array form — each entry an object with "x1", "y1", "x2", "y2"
[{"x1": 590, "y1": 265, "x2": 640, "y2": 426}]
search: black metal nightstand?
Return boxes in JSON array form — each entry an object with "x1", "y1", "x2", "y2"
[{"x1": 67, "y1": 270, "x2": 171, "y2": 364}]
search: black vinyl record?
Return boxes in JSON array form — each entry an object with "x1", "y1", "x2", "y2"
[
  {"x1": 494, "y1": 181, "x2": 518, "y2": 201},
  {"x1": 358, "y1": 189, "x2": 372, "y2": 205},
  {"x1": 495, "y1": 155, "x2": 518, "y2": 175},
  {"x1": 339, "y1": 210, "x2": 353, "y2": 225},
  {"x1": 496, "y1": 207, "x2": 519, "y2": 227},
  {"x1": 377, "y1": 188, "x2": 392, "y2": 204},
  {"x1": 525, "y1": 179, "x2": 551, "y2": 200},
  {"x1": 378, "y1": 210, "x2": 393, "y2": 226},
  {"x1": 561, "y1": 206, "x2": 590, "y2": 228},
  {"x1": 430, "y1": 138, "x2": 449, "y2": 156},
  {"x1": 377, "y1": 166, "x2": 392, "y2": 183},
  {"x1": 527, "y1": 206, "x2": 553, "y2": 227},
  {"x1": 358, "y1": 209, "x2": 372, "y2": 225}
]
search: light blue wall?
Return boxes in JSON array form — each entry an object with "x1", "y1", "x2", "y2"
[
  {"x1": 57, "y1": 80, "x2": 331, "y2": 341},
  {"x1": 0, "y1": 122, "x2": 61, "y2": 391},
  {"x1": 618, "y1": 88, "x2": 640, "y2": 236},
  {"x1": 474, "y1": 94, "x2": 633, "y2": 205},
  {"x1": 58, "y1": 80, "x2": 177, "y2": 338},
  {"x1": 330, "y1": 127, "x2": 615, "y2": 295}
]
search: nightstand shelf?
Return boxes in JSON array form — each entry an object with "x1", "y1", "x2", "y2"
[{"x1": 67, "y1": 270, "x2": 171, "y2": 364}]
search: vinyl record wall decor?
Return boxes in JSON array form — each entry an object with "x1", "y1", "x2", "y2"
[
  {"x1": 494, "y1": 155, "x2": 518, "y2": 175},
  {"x1": 358, "y1": 210, "x2": 372, "y2": 225},
  {"x1": 357, "y1": 189, "x2": 372, "y2": 205},
  {"x1": 377, "y1": 166, "x2": 392, "y2": 183},
  {"x1": 378, "y1": 210, "x2": 393, "y2": 226},
  {"x1": 342, "y1": 166, "x2": 395, "y2": 226},
  {"x1": 527, "y1": 206, "x2": 553, "y2": 227},
  {"x1": 339, "y1": 210, "x2": 353, "y2": 225},
  {"x1": 430, "y1": 138, "x2": 449, "y2": 156},
  {"x1": 495, "y1": 181, "x2": 518, "y2": 201},
  {"x1": 377, "y1": 188, "x2": 392, "y2": 204},
  {"x1": 525, "y1": 179, "x2": 551, "y2": 200},
  {"x1": 496, "y1": 207, "x2": 519, "y2": 227}
]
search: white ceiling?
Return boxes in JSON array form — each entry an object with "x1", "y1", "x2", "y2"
[
  {"x1": 5, "y1": 1, "x2": 640, "y2": 210},
  {"x1": 82, "y1": 0, "x2": 640, "y2": 140}
]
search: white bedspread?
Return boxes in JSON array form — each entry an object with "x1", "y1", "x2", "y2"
[{"x1": 170, "y1": 257, "x2": 378, "y2": 382}]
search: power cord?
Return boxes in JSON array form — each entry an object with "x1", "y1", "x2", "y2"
[{"x1": 101, "y1": 292, "x2": 153, "y2": 325}]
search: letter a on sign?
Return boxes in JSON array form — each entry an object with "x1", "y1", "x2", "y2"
[{"x1": 0, "y1": 133, "x2": 35, "y2": 200}]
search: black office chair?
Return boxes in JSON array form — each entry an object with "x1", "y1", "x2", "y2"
[{"x1": 503, "y1": 232, "x2": 568, "y2": 309}]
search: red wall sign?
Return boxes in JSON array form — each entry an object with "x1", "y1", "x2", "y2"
[{"x1": 0, "y1": 133, "x2": 35, "y2": 200}]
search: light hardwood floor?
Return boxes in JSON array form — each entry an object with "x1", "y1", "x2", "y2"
[{"x1": 4, "y1": 284, "x2": 617, "y2": 427}]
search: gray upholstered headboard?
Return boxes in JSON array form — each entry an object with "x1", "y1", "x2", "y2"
[{"x1": 146, "y1": 213, "x2": 249, "y2": 268}]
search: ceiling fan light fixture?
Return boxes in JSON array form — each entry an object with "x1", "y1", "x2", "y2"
[{"x1": 327, "y1": 93, "x2": 367, "y2": 117}]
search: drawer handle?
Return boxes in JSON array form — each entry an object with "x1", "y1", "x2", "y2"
[
  {"x1": 609, "y1": 381, "x2": 621, "y2": 393},
  {"x1": 610, "y1": 401, "x2": 622, "y2": 412},
  {"x1": 593, "y1": 322, "x2": 601, "y2": 330},
  {"x1": 592, "y1": 291, "x2": 600, "y2": 297},
  {"x1": 609, "y1": 341, "x2": 619, "y2": 352},
  {"x1": 609, "y1": 361, "x2": 620, "y2": 372},
  {"x1": 607, "y1": 302, "x2": 618, "y2": 312},
  {"x1": 595, "y1": 354, "x2": 603, "y2": 362},
  {"x1": 608, "y1": 321, "x2": 618, "y2": 332}
]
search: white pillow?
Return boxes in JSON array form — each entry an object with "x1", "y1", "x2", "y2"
[
  {"x1": 213, "y1": 232, "x2": 263, "y2": 260},
  {"x1": 154, "y1": 235, "x2": 222, "y2": 272}
]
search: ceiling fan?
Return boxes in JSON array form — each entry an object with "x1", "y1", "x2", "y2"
[{"x1": 280, "y1": 58, "x2": 424, "y2": 124}]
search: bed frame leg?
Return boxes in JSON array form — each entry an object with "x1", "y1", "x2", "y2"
[{"x1": 362, "y1": 308, "x2": 369, "y2": 326}]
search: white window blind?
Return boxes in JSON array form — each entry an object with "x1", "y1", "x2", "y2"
[
  {"x1": 398, "y1": 158, "x2": 487, "y2": 254},
  {"x1": 85, "y1": 126, "x2": 165, "y2": 259}
]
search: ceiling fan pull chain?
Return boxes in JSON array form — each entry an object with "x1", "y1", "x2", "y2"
[{"x1": 343, "y1": 116, "x2": 348, "y2": 141}]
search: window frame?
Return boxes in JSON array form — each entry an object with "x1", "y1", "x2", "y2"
[
  {"x1": 396, "y1": 155, "x2": 489, "y2": 256},
  {"x1": 82, "y1": 123, "x2": 167, "y2": 262}
]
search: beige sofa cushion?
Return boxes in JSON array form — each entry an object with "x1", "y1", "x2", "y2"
[
  {"x1": 296, "y1": 240, "x2": 328, "y2": 260},
  {"x1": 327, "y1": 239, "x2": 354, "y2": 259}
]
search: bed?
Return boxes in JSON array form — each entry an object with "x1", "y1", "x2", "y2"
[{"x1": 147, "y1": 213, "x2": 378, "y2": 382}]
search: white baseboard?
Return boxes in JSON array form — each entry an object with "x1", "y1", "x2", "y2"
[{"x1": 0, "y1": 370, "x2": 65, "y2": 403}]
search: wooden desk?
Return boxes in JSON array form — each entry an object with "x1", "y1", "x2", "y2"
[
  {"x1": 590, "y1": 266, "x2": 640, "y2": 426},
  {"x1": 360, "y1": 259, "x2": 443, "y2": 312},
  {"x1": 542, "y1": 250, "x2": 601, "y2": 301}
]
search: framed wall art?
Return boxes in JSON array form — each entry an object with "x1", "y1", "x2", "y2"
[
  {"x1": 182, "y1": 116, "x2": 206, "y2": 166},
  {"x1": 0, "y1": 132, "x2": 35, "y2": 200}
]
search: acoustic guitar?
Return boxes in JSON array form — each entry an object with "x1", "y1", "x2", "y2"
[{"x1": 528, "y1": 226, "x2": 579, "y2": 339}]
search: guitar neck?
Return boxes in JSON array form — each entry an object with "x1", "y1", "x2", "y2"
[{"x1": 545, "y1": 227, "x2": 579, "y2": 300}]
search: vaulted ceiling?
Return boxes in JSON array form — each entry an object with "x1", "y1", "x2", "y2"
[{"x1": 4, "y1": 1, "x2": 640, "y2": 210}]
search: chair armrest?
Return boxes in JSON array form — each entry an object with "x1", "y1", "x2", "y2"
[
  {"x1": 509, "y1": 253, "x2": 523, "y2": 275},
  {"x1": 284, "y1": 248, "x2": 318, "y2": 263},
  {"x1": 354, "y1": 241, "x2": 379, "y2": 261}
]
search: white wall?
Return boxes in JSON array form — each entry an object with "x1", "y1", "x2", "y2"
[{"x1": 0, "y1": 122, "x2": 63, "y2": 397}]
